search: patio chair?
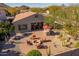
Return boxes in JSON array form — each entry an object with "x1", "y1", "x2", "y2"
[
  {"x1": 37, "y1": 44, "x2": 48, "y2": 49},
  {"x1": 32, "y1": 35, "x2": 36, "y2": 38},
  {"x1": 33, "y1": 40, "x2": 37, "y2": 43},
  {"x1": 27, "y1": 40, "x2": 33, "y2": 45}
]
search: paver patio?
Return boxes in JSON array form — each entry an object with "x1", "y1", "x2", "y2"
[{"x1": 17, "y1": 30, "x2": 76, "y2": 56}]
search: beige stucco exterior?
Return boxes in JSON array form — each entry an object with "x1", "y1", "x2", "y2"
[{"x1": 13, "y1": 13, "x2": 44, "y2": 34}]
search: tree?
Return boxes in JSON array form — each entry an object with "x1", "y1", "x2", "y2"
[
  {"x1": 44, "y1": 16, "x2": 55, "y2": 26},
  {"x1": 26, "y1": 50, "x2": 42, "y2": 56},
  {"x1": 0, "y1": 21, "x2": 14, "y2": 41},
  {"x1": 44, "y1": 15, "x2": 63, "y2": 29},
  {"x1": 63, "y1": 7, "x2": 79, "y2": 37},
  {"x1": 6, "y1": 7, "x2": 17, "y2": 16},
  {"x1": 5, "y1": 9, "x2": 11, "y2": 16},
  {"x1": 31, "y1": 8, "x2": 43, "y2": 13}
]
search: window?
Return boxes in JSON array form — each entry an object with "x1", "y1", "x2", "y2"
[{"x1": 18, "y1": 24, "x2": 27, "y2": 30}]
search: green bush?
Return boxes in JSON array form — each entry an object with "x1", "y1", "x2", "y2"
[
  {"x1": 74, "y1": 42, "x2": 79, "y2": 48},
  {"x1": 26, "y1": 50, "x2": 42, "y2": 56},
  {"x1": 54, "y1": 23, "x2": 63, "y2": 29}
]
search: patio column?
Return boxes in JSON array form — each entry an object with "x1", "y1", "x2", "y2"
[{"x1": 27, "y1": 23, "x2": 31, "y2": 32}]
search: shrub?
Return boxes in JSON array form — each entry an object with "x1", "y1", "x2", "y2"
[
  {"x1": 54, "y1": 23, "x2": 63, "y2": 29},
  {"x1": 74, "y1": 42, "x2": 79, "y2": 48},
  {"x1": 26, "y1": 50, "x2": 42, "y2": 56}
]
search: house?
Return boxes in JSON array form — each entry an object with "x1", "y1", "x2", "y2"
[
  {"x1": 12, "y1": 12, "x2": 44, "y2": 34},
  {"x1": 0, "y1": 9, "x2": 7, "y2": 22}
]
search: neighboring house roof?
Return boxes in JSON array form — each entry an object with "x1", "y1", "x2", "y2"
[
  {"x1": 13, "y1": 12, "x2": 36, "y2": 23},
  {"x1": 7, "y1": 16, "x2": 15, "y2": 20}
]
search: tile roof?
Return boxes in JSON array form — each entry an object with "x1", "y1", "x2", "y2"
[{"x1": 13, "y1": 12, "x2": 36, "y2": 23}]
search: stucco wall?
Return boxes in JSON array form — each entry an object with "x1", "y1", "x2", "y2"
[{"x1": 13, "y1": 14, "x2": 44, "y2": 34}]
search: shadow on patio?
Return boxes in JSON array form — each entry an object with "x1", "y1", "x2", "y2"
[
  {"x1": 55, "y1": 48, "x2": 79, "y2": 56},
  {"x1": 0, "y1": 44, "x2": 16, "y2": 49},
  {"x1": 0, "y1": 50, "x2": 21, "y2": 56}
]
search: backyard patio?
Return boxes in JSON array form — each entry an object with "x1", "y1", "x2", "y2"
[{"x1": 13, "y1": 30, "x2": 76, "y2": 56}]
